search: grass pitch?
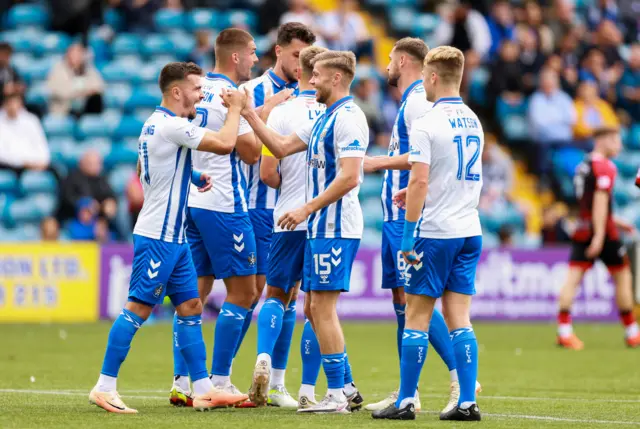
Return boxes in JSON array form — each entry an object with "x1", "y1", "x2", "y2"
[{"x1": 1, "y1": 322, "x2": 640, "y2": 428}]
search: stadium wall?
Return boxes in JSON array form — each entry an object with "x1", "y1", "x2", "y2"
[{"x1": 0, "y1": 243, "x2": 628, "y2": 323}]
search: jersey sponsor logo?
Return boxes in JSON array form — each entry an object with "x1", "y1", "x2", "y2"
[
  {"x1": 185, "y1": 126, "x2": 197, "y2": 138},
  {"x1": 597, "y1": 175, "x2": 611, "y2": 190},
  {"x1": 342, "y1": 140, "x2": 365, "y2": 152},
  {"x1": 388, "y1": 136, "x2": 399, "y2": 153},
  {"x1": 309, "y1": 155, "x2": 326, "y2": 169}
]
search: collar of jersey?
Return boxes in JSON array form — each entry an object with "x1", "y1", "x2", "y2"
[
  {"x1": 401, "y1": 80, "x2": 422, "y2": 103},
  {"x1": 155, "y1": 106, "x2": 176, "y2": 116},
  {"x1": 326, "y1": 95, "x2": 353, "y2": 116},
  {"x1": 299, "y1": 90, "x2": 316, "y2": 98},
  {"x1": 206, "y1": 72, "x2": 237, "y2": 88},
  {"x1": 267, "y1": 69, "x2": 297, "y2": 89},
  {"x1": 432, "y1": 96, "x2": 463, "y2": 107}
]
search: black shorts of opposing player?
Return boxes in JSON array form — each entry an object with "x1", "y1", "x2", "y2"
[{"x1": 569, "y1": 238, "x2": 629, "y2": 272}]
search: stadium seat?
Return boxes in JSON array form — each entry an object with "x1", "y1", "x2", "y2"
[
  {"x1": 100, "y1": 58, "x2": 143, "y2": 83},
  {"x1": 412, "y1": 13, "x2": 438, "y2": 37},
  {"x1": 108, "y1": 165, "x2": 137, "y2": 194},
  {"x1": 0, "y1": 171, "x2": 18, "y2": 194},
  {"x1": 25, "y1": 81, "x2": 49, "y2": 109},
  {"x1": 76, "y1": 113, "x2": 121, "y2": 139},
  {"x1": 469, "y1": 68, "x2": 489, "y2": 106},
  {"x1": 115, "y1": 116, "x2": 145, "y2": 139},
  {"x1": 186, "y1": 9, "x2": 219, "y2": 31},
  {"x1": 389, "y1": 7, "x2": 414, "y2": 32},
  {"x1": 106, "y1": 140, "x2": 138, "y2": 168},
  {"x1": 36, "y1": 32, "x2": 71, "y2": 56},
  {"x1": 20, "y1": 170, "x2": 57, "y2": 195},
  {"x1": 104, "y1": 83, "x2": 133, "y2": 109},
  {"x1": 137, "y1": 63, "x2": 163, "y2": 84},
  {"x1": 501, "y1": 114, "x2": 529, "y2": 141},
  {"x1": 219, "y1": 10, "x2": 257, "y2": 30},
  {"x1": 6, "y1": 4, "x2": 49, "y2": 29},
  {"x1": 496, "y1": 96, "x2": 528, "y2": 117},
  {"x1": 1, "y1": 30, "x2": 34, "y2": 52},
  {"x1": 628, "y1": 124, "x2": 640, "y2": 151},
  {"x1": 613, "y1": 151, "x2": 640, "y2": 178},
  {"x1": 154, "y1": 9, "x2": 185, "y2": 31},
  {"x1": 43, "y1": 114, "x2": 75, "y2": 138},
  {"x1": 142, "y1": 34, "x2": 174, "y2": 58},
  {"x1": 112, "y1": 33, "x2": 143, "y2": 57},
  {"x1": 48, "y1": 138, "x2": 76, "y2": 166},
  {"x1": 552, "y1": 147, "x2": 585, "y2": 178},
  {"x1": 19, "y1": 56, "x2": 57, "y2": 82},
  {"x1": 76, "y1": 138, "x2": 112, "y2": 159},
  {"x1": 7, "y1": 194, "x2": 56, "y2": 225},
  {"x1": 170, "y1": 32, "x2": 196, "y2": 59},
  {"x1": 104, "y1": 8, "x2": 124, "y2": 31}
]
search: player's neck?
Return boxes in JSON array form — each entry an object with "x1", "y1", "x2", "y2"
[
  {"x1": 212, "y1": 66, "x2": 240, "y2": 85},
  {"x1": 272, "y1": 62, "x2": 292, "y2": 83},
  {"x1": 298, "y1": 84, "x2": 314, "y2": 93},
  {"x1": 325, "y1": 89, "x2": 351, "y2": 108},
  {"x1": 398, "y1": 72, "x2": 422, "y2": 95},
  {"x1": 592, "y1": 147, "x2": 610, "y2": 159},
  {"x1": 434, "y1": 87, "x2": 461, "y2": 103},
  {"x1": 159, "y1": 99, "x2": 186, "y2": 118}
]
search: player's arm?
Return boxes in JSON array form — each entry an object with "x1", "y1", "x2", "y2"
[
  {"x1": 278, "y1": 157, "x2": 361, "y2": 231},
  {"x1": 260, "y1": 145, "x2": 281, "y2": 188},
  {"x1": 136, "y1": 159, "x2": 141, "y2": 178},
  {"x1": 197, "y1": 90, "x2": 247, "y2": 154},
  {"x1": 363, "y1": 153, "x2": 411, "y2": 173},
  {"x1": 614, "y1": 216, "x2": 636, "y2": 234},
  {"x1": 241, "y1": 108, "x2": 307, "y2": 159}
]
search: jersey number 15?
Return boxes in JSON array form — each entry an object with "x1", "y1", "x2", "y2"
[{"x1": 454, "y1": 135, "x2": 481, "y2": 182}]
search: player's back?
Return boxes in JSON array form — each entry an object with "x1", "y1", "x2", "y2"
[
  {"x1": 134, "y1": 107, "x2": 201, "y2": 243},
  {"x1": 413, "y1": 98, "x2": 483, "y2": 239},
  {"x1": 382, "y1": 81, "x2": 432, "y2": 221},
  {"x1": 573, "y1": 152, "x2": 618, "y2": 241},
  {"x1": 188, "y1": 73, "x2": 251, "y2": 213},
  {"x1": 268, "y1": 90, "x2": 325, "y2": 232}
]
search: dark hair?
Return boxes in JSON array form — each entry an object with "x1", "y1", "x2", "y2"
[
  {"x1": 0, "y1": 42, "x2": 12, "y2": 53},
  {"x1": 215, "y1": 28, "x2": 254, "y2": 58},
  {"x1": 592, "y1": 126, "x2": 619, "y2": 139},
  {"x1": 394, "y1": 37, "x2": 429, "y2": 63},
  {"x1": 158, "y1": 62, "x2": 203, "y2": 93},
  {"x1": 276, "y1": 22, "x2": 316, "y2": 47}
]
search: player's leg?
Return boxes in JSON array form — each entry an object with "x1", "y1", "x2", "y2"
[
  {"x1": 601, "y1": 240, "x2": 640, "y2": 346},
  {"x1": 299, "y1": 287, "x2": 321, "y2": 408},
  {"x1": 439, "y1": 235, "x2": 482, "y2": 421},
  {"x1": 342, "y1": 344, "x2": 364, "y2": 411},
  {"x1": 557, "y1": 241, "x2": 590, "y2": 349},
  {"x1": 235, "y1": 208, "x2": 274, "y2": 357},
  {"x1": 168, "y1": 245, "x2": 248, "y2": 411}
]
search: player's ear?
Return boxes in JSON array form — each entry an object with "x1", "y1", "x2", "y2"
[
  {"x1": 275, "y1": 44, "x2": 282, "y2": 58},
  {"x1": 231, "y1": 52, "x2": 239, "y2": 65}
]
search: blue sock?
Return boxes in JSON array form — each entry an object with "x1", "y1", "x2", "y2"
[
  {"x1": 396, "y1": 329, "x2": 429, "y2": 407},
  {"x1": 343, "y1": 346, "x2": 353, "y2": 385},
  {"x1": 234, "y1": 301, "x2": 257, "y2": 358},
  {"x1": 211, "y1": 302, "x2": 248, "y2": 376},
  {"x1": 177, "y1": 314, "x2": 208, "y2": 382},
  {"x1": 394, "y1": 303, "x2": 406, "y2": 360},
  {"x1": 301, "y1": 319, "x2": 321, "y2": 386},
  {"x1": 429, "y1": 308, "x2": 456, "y2": 371},
  {"x1": 272, "y1": 300, "x2": 296, "y2": 370},
  {"x1": 322, "y1": 353, "x2": 346, "y2": 389},
  {"x1": 256, "y1": 298, "x2": 285, "y2": 356},
  {"x1": 451, "y1": 327, "x2": 478, "y2": 406},
  {"x1": 101, "y1": 308, "x2": 145, "y2": 377},
  {"x1": 173, "y1": 312, "x2": 189, "y2": 377}
]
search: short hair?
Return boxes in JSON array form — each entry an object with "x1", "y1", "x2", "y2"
[
  {"x1": 215, "y1": 28, "x2": 254, "y2": 58},
  {"x1": 424, "y1": 46, "x2": 465, "y2": 86},
  {"x1": 0, "y1": 42, "x2": 12, "y2": 53},
  {"x1": 593, "y1": 126, "x2": 619, "y2": 140},
  {"x1": 312, "y1": 50, "x2": 357, "y2": 82},
  {"x1": 393, "y1": 37, "x2": 429, "y2": 63},
  {"x1": 277, "y1": 22, "x2": 316, "y2": 47},
  {"x1": 158, "y1": 62, "x2": 203, "y2": 93},
  {"x1": 300, "y1": 46, "x2": 327, "y2": 77}
]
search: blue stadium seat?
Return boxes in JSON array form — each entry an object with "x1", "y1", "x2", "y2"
[
  {"x1": 7, "y1": 194, "x2": 56, "y2": 225},
  {"x1": 112, "y1": 33, "x2": 143, "y2": 57},
  {"x1": 171, "y1": 32, "x2": 196, "y2": 58},
  {"x1": 106, "y1": 143, "x2": 138, "y2": 170},
  {"x1": 100, "y1": 59, "x2": 143, "y2": 83},
  {"x1": 20, "y1": 170, "x2": 57, "y2": 194},
  {"x1": 43, "y1": 114, "x2": 75, "y2": 138},
  {"x1": 219, "y1": 10, "x2": 257, "y2": 30},
  {"x1": 412, "y1": 13, "x2": 438, "y2": 37},
  {"x1": 552, "y1": 147, "x2": 585, "y2": 178},
  {"x1": 186, "y1": 9, "x2": 219, "y2": 30},
  {"x1": 48, "y1": 138, "x2": 76, "y2": 166},
  {"x1": 76, "y1": 138, "x2": 112, "y2": 159},
  {"x1": 0, "y1": 30, "x2": 35, "y2": 52},
  {"x1": 6, "y1": 4, "x2": 49, "y2": 28},
  {"x1": 19, "y1": 57, "x2": 56, "y2": 82},
  {"x1": 0, "y1": 170, "x2": 18, "y2": 194},
  {"x1": 389, "y1": 7, "x2": 414, "y2": 32},
  {"x1": 154, "y1": 9, "x2": 185, "y2": 31},
  {"x1": 36, "y1": 32, "x2": 72, "y2": 56},
  {"x1": 142, "y1": 34, "x2": 181, "y2": 59},
  {"x1": 104, "y1": 83, "x2": 133, "y2": 109},
  {"x1": 115, "y1": 116, "x2": 145, "y2": 139},
  {"x1": 501, "y1": 114, "x2": 529, "y2": 141},
  {"x1": 104, "y1": 8, "x2": 124, "y2": 31},
  {"x1": 496, "y1": 96, "x2": 528, "y2": 117},
  {"x1": 108, "y1": 165, "x2": 137, "y2": 194},
  {"x1": 469, "y1": 68, "x2": 489, "y2": 106},
  {"x1": 628, "y1": 124, "x2": 640, "y2": 151},
  {"x1": 613, "y1": 152, "x2": 640, "y2": 178},
  {"x1": 76, "y1": 113, "x2": 121, "y2": 139},
  {"x1": 137, "y1": 63, "x2": 163, "y2": 84},
  {"x1": 25, "y1": 82, "x2": 49, "y2": 109}
]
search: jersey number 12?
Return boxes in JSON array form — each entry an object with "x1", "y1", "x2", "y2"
[{"x1": 454, "y1": 135, "x2": 481, "y2": 182}]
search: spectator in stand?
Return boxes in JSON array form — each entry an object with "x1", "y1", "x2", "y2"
[
  {"x1": 519, "y1": 28, "x2": 547, "y2": 95},
  {"x1": 617, "y1": 43, "x2": 639, "y2": 122},
  {"x1": 280, "y1": 0, "x2": 326, "y2": 47},
  {"x1": 68, "y1": 197, "x2": 110, "y2": 242},
  {"x1": 587, "y1": 0, "x2": 620, "y2": 31},
  {"x1": 318, "y1": 0, "x2": 374, "y2": 59},
  {"x1": 111, "y1": 0, "x2": 161, "y2": 33},
  {"x1": 187, "y1": 30, "x2": 213, "y2": 71},
  {"x1": 554, "y1": 31, "x2": 582, "y2": 95},
  {"x1": 126, "y1": 172, "x2": 144, "y2": 229},
  {"x1": 487, "y1": 40, "x2": 524, "y2": 109},
  {"x1": 579, "y1": 46, "x2": 622, "y2": 102},
  {"x1": 40, "y1": 217, "x2": 60, "y2": 241},
  {"x1": 547, "y1": 0, "x2": 580, "y2": 43},
  {"x1": 57, "y1": 149, "x2": 117, "y2": 225},
  {"x1": 485, "y1": 0, "x2": 516, "y2": 58},
  {"x1": 573, "y1": 79, "x2": 619, "y2": 143},
  {"x1": 49, "y1": 0, "x2": 103, "y2": 46},
  {"x1": 520, "y1": 1, "x2": 554, "y2": 55},
  {"x1": 0, "y1": 42, "x2": 24, "y2": 106},
  {"x1": 0, "y1": 93, "x2": 50, "y2": 176},
  {"x1": 353, "y1": 77, "x2": 385, "y2": 148},
  {"x1": 528, "y1": 68, "x2": 576, "y2": 175},
  {"x1": 47, "y1": 43, "x2": 105, "y2": 117},
  {"x1": 541, "y1": 204, "x2": 572, "y2": 245}
]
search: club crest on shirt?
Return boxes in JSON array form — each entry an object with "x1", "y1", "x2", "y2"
[
  {"x1": 186, "y1": 127, "x2": 197, "y2": 138},
  {"x1": 154, "y1": 283, "x2": 164, "y2": 298},
  {"x1": 319, "y1": 130, "x2": 327, "y2": 141},
  {"x1": 248, "y1": 252, "x2": 256, "y2": 267}
]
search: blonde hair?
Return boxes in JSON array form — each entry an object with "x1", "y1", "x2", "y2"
[
  {"x1": 394, "y1": 37, "x2": 429, "y2": 63},
  {"x1": 424, "y1": 46, "x2": 465, "y2": 86},
  {"x1": 312, "y1": 50, "x2": 357, "y2": 82},
  {"x1": 300, "y1": 46, "x2": 328, "y2": 77}
]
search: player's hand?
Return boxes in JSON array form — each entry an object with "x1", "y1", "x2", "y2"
[
  {"x1": 393, "y1": 188, "x2": 407, "y2": 210},
  {"x1": 401, "y1": 249, "x2": 420, "y2": 265},
  {"x1": 585, "y1": 236, "x2": 605, "y2": 260},
  {"x1": 196, "y1": 173, "x2": 212, "y2": 193},
  {"x1": 363, "y1": 156, "x2": 379, "y2": 173},
  {"x1": 220, "y1": 88, "x2": 247, "y2": 111},
  {"x1": 278, "y1": 205, "x2": 312, "y2": 231}
]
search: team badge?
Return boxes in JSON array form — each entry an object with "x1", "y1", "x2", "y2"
[
  {"x1": 153, "y1": 283, "x2": 164, "y2": 298},
  {"x1": 186, "y1": 127, "x2": 197, "y2": 138}
]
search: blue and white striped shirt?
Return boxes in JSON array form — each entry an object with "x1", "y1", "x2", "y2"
[
  {"x1": 381, "y1": 80, "x2": 432, "y2": 221},
  {"x1": 134, "y1": 107, "x2": 206, "y2": 243},
  {"x1": 240, "y1": 69, "x2": 299, "y2": 210},
  {"x1": 296, "y1": 96, "x2": 369, "y2": 239}
]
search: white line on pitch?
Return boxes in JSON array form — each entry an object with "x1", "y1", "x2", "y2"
[
  {"x1": 419, "y1": 393, "x2": 640, "y2": 404},
  {"x1": 423, "y1": 411, "x2": 640, "y2": 426},
  {"x1": 0, "y1": 389, "x2": 165, "y2": 400}
]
